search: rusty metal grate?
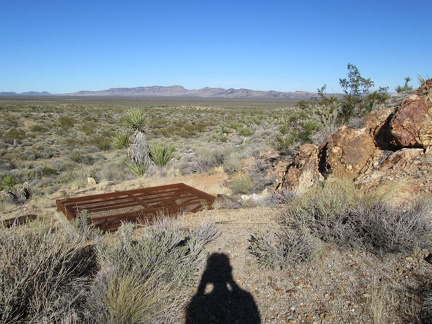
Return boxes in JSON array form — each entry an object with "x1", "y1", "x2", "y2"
[{"x1": 56, "y1": 183, "x2": 215, "y2": 231}]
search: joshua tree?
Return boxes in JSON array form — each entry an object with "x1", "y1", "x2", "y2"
[
  {"x1": 125, "y1": 109, "x2": 151, "y2": 172},
  {"x1": 396, "y1": 76, "x2": 413, "y2": 93}
]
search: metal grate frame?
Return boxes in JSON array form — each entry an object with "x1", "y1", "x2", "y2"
[{"x1": 56, "y1": 183, "x2": 215, "y2": 231}]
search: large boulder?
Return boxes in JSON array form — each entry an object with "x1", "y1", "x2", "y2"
[
  {"x1": 277, "y1": 144, "x2": 321, "y2": 192},
  {"x1": 388, "y1": 79, "x2": 432, "y2": 148},
  {"x1": 318, "y1": 126, "x2": 376, "y2": 179}
]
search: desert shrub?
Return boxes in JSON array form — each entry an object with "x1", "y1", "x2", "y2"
[
  {"x1": 281, "y1": 179, "x2": 364, "y2": 247},
  {"x1": 97, "y1": 162, "x2": 125, "y2": 182},
  {"x1": 249, "y1": 228, "x2": 320, "y2": 269},
  {"x1": 247, "y1": 159, "x2": 275, "y2": 193},
  {"x1": 178, "y1": 147, "x2": 228, "y2": 175},
  {"x1": 281, "y1": 179, "x2": 432, "y2": 255},
  {"x1": 231, "y1": 174, "x2": 252, "y2": 194},
  {"x1": 0, "y1": 221, "x2": 97, "y2": 323},
  {"x1": 88, "y1": 131, "x2": 114, "y2": 151},
  {"x1": 352, "y1": 201, "x2": 432, "y2": 255},
  {"x1": 70, "y1": 151, "x2": 94, "y2": 165},
  {"x1": 58, "y1": 116, "x2": 76, "y2": 130},
  {"x1": 297, "y1": 120, "x2": 322, "y2": 143},
  {"x1": 86, "y1": 220, "x2": 219, "y2": 323},
  {"x1": 275, "y1": 134, "x2": 295, "y2": 151},
  {"x1": 149, "y1": 143, "x2": 175, "y2": 167},
  {"x1": 222, "y1": 153, "x2": 241, "y2": 174},
  {"x1": 3, "y1": 127, "x2": 26, "y2": 144},
  {"x1": 81, "y1": 121, "x2": 96, "y2": 135},
  {"x1": 238, "y1": 124, "x2": 255, "y2": 136},
  {"x1": 339, "y1": 63, "x2": 389, "y2": 122},
  {"x1": 30, "y1": 124, "x2": 48, "y2": 133},
  {"x1": 42, "y1": 166, "x2": 57, "y2": 176}
]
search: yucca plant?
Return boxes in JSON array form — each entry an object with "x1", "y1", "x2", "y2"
[
  {"x1": 111, "y1": 132, "x2": 130, "y2": 149},
  {"x1": 125, "y1": 109, "x2": 151, "y2": 169},
  {"x1": 126, "y1": 162, "x2": 147, "y2": 177},
  {"x1": 149, "y1": 144, "x2": 175, "y2": 167},
  {"x1": 1, "y1": 175, "x2": 18, "y2": 190}
]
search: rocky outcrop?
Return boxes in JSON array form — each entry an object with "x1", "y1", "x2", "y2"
[
  {"x1": 278, "y1": 79, "x2": 432, "y2": 198},
  {"x1": 389, "y1": 79, "x2": 432, "y2": 148}
]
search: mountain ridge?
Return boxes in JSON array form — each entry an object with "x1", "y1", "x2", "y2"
[
  {"x1": 0, "y1": 86, "x2": 323, "y2": 99},
  {"x1": 69, "y1": 85, "x2": 319, "y2": 99}
]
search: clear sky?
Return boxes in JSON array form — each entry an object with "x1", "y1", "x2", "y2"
[{"x1": 1, "y1": 0, "x2": 431, "y2": 94}]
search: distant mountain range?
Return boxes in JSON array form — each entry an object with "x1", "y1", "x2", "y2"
[
  {"x1": 69, "y1": 86, "x2": 317, "y2": 99},
  {"x1": 0, "y1": 91, "x2": 52, "y2": 96},
  {"x1": 0, "y1": 86, "x2": 320, "y2": 99}
]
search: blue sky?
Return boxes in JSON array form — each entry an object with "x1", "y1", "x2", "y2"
[{"x1": 1, "y1": 0, "x2": 431, "y2": 94}]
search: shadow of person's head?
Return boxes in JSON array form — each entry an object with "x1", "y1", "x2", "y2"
[
  {"x1": 185, "y1": 252, "x2": 261, "y2": 324},
  {"x1": 200, "y1": 253, "x2": 232, "y2": 287}
]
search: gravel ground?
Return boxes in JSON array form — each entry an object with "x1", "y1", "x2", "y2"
[{"x1": 180, "y1": 206, "x2": 432, "y2": 324}]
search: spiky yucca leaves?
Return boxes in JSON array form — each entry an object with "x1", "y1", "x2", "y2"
[
  {"x1": 124, "y1": 108, "x2": 148, "y2": 133},
  {"x1": 111, "y1": 132, "x2": 130, "y2": 149},
  {"x1": 149, "y1": 144, "x2": 175, "y2": 167},
  {"x1": 1, "y1": 175, "x2": 18, "y2": 190}
]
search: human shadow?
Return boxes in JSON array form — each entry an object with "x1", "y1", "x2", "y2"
[{"x1": 185, "y1": 253, "x2": 261, "y2": 324}]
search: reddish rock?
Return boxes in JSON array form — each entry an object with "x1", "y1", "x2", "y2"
[
  {"x1": 318, "y1": 126, "x2": 376, "y2": 179},
  {"x1": 389, "y1": 79, "x2": 432, "y2": 148},
  {"x1": 278, "y1": 144, "x2": 321, "y2": 191}
]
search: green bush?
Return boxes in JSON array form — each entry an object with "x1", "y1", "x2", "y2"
[
  {"x1": 42, "y1": 166, "x2": 57, "y2": 176},
  {"x1": 3, "y1": 127, "x2": 26, "y2": 144},
  {"x1": 81, "y1": 121, "x2": 96, "y2": 135},
  {"x1": 58, "y1": 116, "x2": 76, "y2": 130},
  {"x1": 238, "y1": 125, "x2": 254, "y2": 136},
  {"x1": 275, "y1": 134, "x2": 294, "y2": 151}
]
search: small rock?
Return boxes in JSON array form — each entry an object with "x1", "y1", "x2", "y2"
[{"x1": 87, "y1": 177, "x2": 97, "y2": 185}]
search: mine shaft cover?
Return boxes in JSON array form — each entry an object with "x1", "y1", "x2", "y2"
[{"x1": 56, "y1": 183, "x2": 215, "y2": 231}]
